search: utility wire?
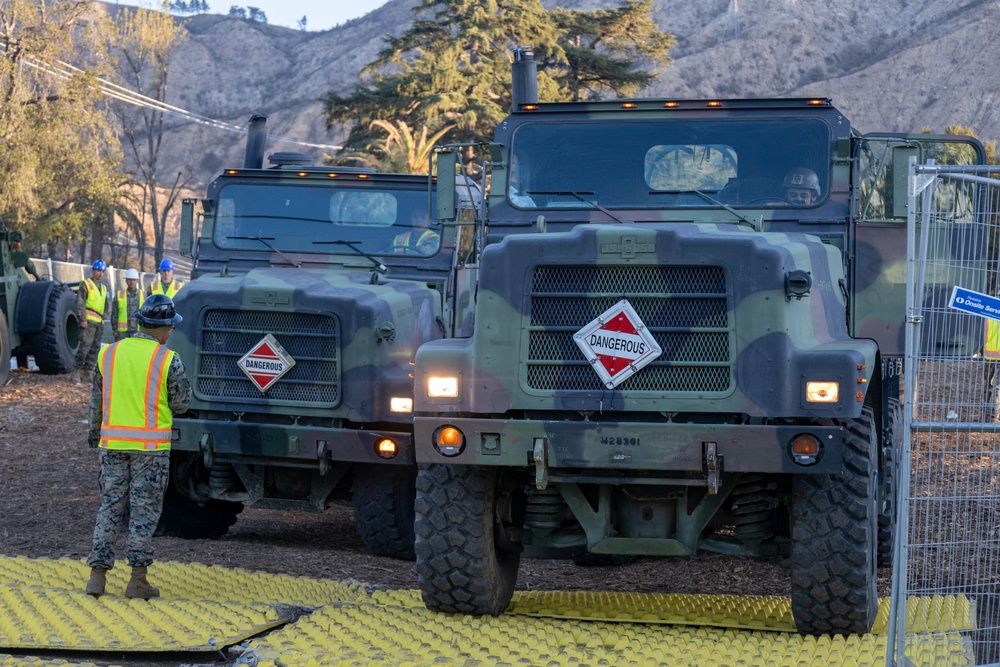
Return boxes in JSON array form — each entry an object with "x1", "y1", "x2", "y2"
[{"x1": 2, "y1": 41, "x2": 346, "y2": 151}]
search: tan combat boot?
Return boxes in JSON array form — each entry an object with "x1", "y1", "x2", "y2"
[
  {"x1": 85, "y1": 567, "x2": 107, "y2": 596},
  {"x1": 124, "y1": 566, "x2": 160, "y2": 600}
]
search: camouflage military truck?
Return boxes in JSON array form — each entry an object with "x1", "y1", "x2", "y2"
[
  {"x1": 0, "y1": 219, "x2": 79, "y2": 384},
  {"x1": 166, "y1": 115, "x2": 481, "y2": 559},
  {"x1": 412, "y1": 49, "x2": 986, "y2": 634}
]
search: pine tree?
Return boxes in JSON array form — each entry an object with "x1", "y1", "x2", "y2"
[{"x1": 323, "y1": 0, "x2": 673, "y2": 166}]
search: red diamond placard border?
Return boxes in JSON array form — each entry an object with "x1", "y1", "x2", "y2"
[
  {"x1": 572, "y1": 299, "x2": 662, "y2": 388},
  {"x1": 238, "y1": 333, "x2": 296, "y2": 392}
]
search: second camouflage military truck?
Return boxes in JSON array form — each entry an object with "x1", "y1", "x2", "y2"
[
  {"x1": 0, "y1": 219, "x2": 79, "y2": 384},
  {"x1": 165, "y1": 116, "x2": 480, "y2": 559},
  {"x1": 413, "y1": 50, "x2": 986, "y2": 633}
]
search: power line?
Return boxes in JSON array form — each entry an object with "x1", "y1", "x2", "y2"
[{"x1": 1, "y1": 41, "x2": 346, "y2": 152}]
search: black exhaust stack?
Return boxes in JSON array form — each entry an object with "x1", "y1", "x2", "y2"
[
  {"x1": 243, "y1": 113, "x2": 268, "y2": 169},
  {"x1": 511, "y1": 47, "x2": 538, "y2": 110}
]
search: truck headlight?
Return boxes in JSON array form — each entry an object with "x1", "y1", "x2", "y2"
[
  {"x1": 805, "y1": 381, "x2": 839, "y2": 403},
  {"x1": 428, "y1": 376, "x2": 459, "y2": 398},
  {"x1": 390, "y1": 397, "x2": 413, "y2": 413}
]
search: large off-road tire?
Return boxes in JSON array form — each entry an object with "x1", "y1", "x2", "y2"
[
  {"x1": 877, "y1": 399, "x2": 902, "y2": 568},
  {"x1": 790, "y1": 408, "x2": 878, "y2": 635},
  {"x1": 32, "y1": 285, "x2": 79, "y2": 375},
  {"x1": 415, "y1": 464, "x2": 522, "y2": 615},
  {"x1": 0, "y1": 311, "x2": 10, "y2": 386},
  {"x1": 155, "y1": 455, "x2": 243, "y2": 539},
  {"x1": 353, "y1": 464, "x2": 416, "y2": 561}
]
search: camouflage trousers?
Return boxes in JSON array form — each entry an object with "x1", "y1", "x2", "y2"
[
  {"x1": 86, "y1": 449, "x2": 169, "y2": 570},
  {"x1": 74, "y1": 323, "x2": 103, "y2": 373}
]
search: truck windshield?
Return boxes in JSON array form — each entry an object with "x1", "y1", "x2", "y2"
[
  {"x1": 509, "y1": 119, "x2": 830, "y2": 209},
  {"x1": 213, "y1": 183, "x2": 440, "y2": 257}
]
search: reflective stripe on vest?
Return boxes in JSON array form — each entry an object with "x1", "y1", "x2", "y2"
[
  {"x1": 115, "y1": 290, "x2": 145, "y2": 333},
  {"x1": 150, "y1": 279, "x2": 182, "y2": 298},
  {"x1": 393, "y1": 229, "x2": 435, "y2": 251},
  {"x1": 986, "y1": 320, "x2": 1000, "y2": 360},
  {"x1": 97, "y1": 338, "x2": 175, "y2": 451},
  {"x1": 84, "y1": 279, "x2": 107, "y2": 323}
]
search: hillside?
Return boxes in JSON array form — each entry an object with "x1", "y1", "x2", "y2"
[{"x1": 112, "y1": 0, "x2": 1000, "y2": 188}]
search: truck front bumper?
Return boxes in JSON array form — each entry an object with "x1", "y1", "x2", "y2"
[
  {"x1": 173, "y1": 416, "x2": 415, "y2": 467},
  {"x1": 414, "y1": 417, "x2": 843, "y2": 475}
]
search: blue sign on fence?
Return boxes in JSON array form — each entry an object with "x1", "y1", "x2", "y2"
[{"x1": 949, "y1": 286, "x2": 1000, "y2": 321}]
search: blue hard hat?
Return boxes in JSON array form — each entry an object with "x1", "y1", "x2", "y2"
[
  {"x1": 158, "y1": 258, "x2": 175, "y2": 271},
  {"x1": 92, "y1": 259, "x2": 107, "y2": 271}
]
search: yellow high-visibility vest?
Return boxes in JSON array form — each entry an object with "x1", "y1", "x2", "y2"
[
  {"x1": 96, "y1": 337, "x2": 176, "y2": 452},
  {"x1": 83, "y1": 279, "x2": 107, "y2": 323},
  {"x1": 986, "y1": 319, "x2": 1000, "y2": 359},
  {"x1": 150, "y1": 279, "x2": 183, "y2": 298},
  {"x1": 393, "y1": 229, "x2": 436, "y2": 252},
  {"x1": 115, "y1": 290, "x2": 145, "y2": 333}
]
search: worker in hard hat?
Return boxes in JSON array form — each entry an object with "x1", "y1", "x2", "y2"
[
  {"x1": 111, "y1": 268, "x2": 145, "y2": 341},
  {"x1": 73, "y1": 260, "x2": 110, "y2": 384},
  {"x1": 85, "y1": 294, "x2": 190, "y2": 600},
  {"x1": 146, "y1": 258, "x2": 183, "y2": 298}
]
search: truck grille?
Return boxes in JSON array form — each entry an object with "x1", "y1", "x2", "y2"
[
  {"x1": 196, "y1": 309, "x2": 340, "y2": 405},
  {"x1": 526, "y1": 266, "x2": 732, "y2": 393}
]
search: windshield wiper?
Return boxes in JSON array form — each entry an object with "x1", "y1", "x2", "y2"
[
  {"x1": 313, "y1": 240, "x2": 387, "y2": 274},
  {"x1": 684, "y1": 190, "x2": 757, "y2": 231},
  {"x1": 227, "y1": 236, "x2": 302, "y2": 267},
  {"x1": 528, "y1": 190, "x2": 625, "y2": 223}
]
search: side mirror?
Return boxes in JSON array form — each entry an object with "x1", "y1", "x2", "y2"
[
  {"x1": 180, "y1": 198, "x2": 195, "y2": 255},
  {"x1": 436, "y1": 150, "x2": 458, "y2": 222},
  {"x1": 891, "y1": 146, "x2": 920, "y2": 218}
]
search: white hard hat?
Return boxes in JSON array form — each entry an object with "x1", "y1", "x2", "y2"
[{"x1": 124, "y1": 268, "x2": 140, "y2": 280}]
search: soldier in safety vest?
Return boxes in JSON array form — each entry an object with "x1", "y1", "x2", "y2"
[
  {"x1": 392, "y1": 208, "x2": 440, "y2": 256},
  {"x1": 111, "y1": 268, "x2": 145, "y2": 341},
  {"x1": 84, "y1": 294, "x2": 191, "y2": 599},
  {"x1": 146, "y1": 257, "x2": 183, "y2": 298},
  {"x1": 72, "y1": 260, "x2": 110, "y2": 384},
  {"x1": 983, "y1": 319, "x2": 1000, "y2": 421}
]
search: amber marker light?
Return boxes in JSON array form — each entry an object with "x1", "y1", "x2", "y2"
[
  {"x1": 225, "y1": 170, "x2": 239, "y2": 175},
  {"x1": 621, "y1": 102, "x2": 637, "y2": 109},
  {"x1": 390, "y1": 397, "x2": 413, "y2": 413},
  {"x1": 297, "y1": 172, "x2": 308, "y2": 177},
  {"x1": 663, "y1": 101, "x2": 680, "y2": 108},
  {"x1": 707, "y1": 101, "x2": 723, "y2": 107},
  {"x1": 805, "y1": 381, "x2": 839, "y2": 403},
  {"x1": 790, "y1": 434, "x2": 821, "y2": 466},
  {"x1": 375, "y1": 438, "x2": 398, "y2": 459},
  {"x1": 434, "y1": 426, "x2": 465, "y2": 457},
  {"x1": 358, "y1": 174, "x2": 369, "y2": 178},
  {"x1": 807, "y1": 99, "x2": 826, "y2": 105},
  {"x1": 327, "y1": 173, "x2": 338, "y2": 178},
  {"x1": 521, "y1": 104, "x2": 539, "y2": 111}
]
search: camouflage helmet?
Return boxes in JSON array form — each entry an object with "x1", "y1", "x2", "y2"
[
  {"x1": 782, "y1": 167, "x2": 821, "y2": 197},
  {"x1": 136, "y1": 293, "x2": 183, "y2": 326}
]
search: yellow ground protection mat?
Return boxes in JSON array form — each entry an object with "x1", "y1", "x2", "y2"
[
  {"x1": 0, "y1": 556, "x2": 336, "y2": 652},
  {"x1": 0, "y1": 657, "x2": 107, "y2": 667},
  {"x1": 0, "y1": 556, "x2": 978, "y2": 665},
  {"x1": 244, "y1": 600, "x2": 973, "y2": 667}
]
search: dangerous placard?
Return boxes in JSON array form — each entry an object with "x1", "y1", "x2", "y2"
[
  {"x1": 238, "y1": 334, "x2": 296, "y2": 392},
  {"x1": 573, "y1": 299, "x2": 662, "y2": 388}
]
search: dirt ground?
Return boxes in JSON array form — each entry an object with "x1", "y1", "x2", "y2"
[{"x1": 0, "y1": 371, "x2": 893, "y2": 666}]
